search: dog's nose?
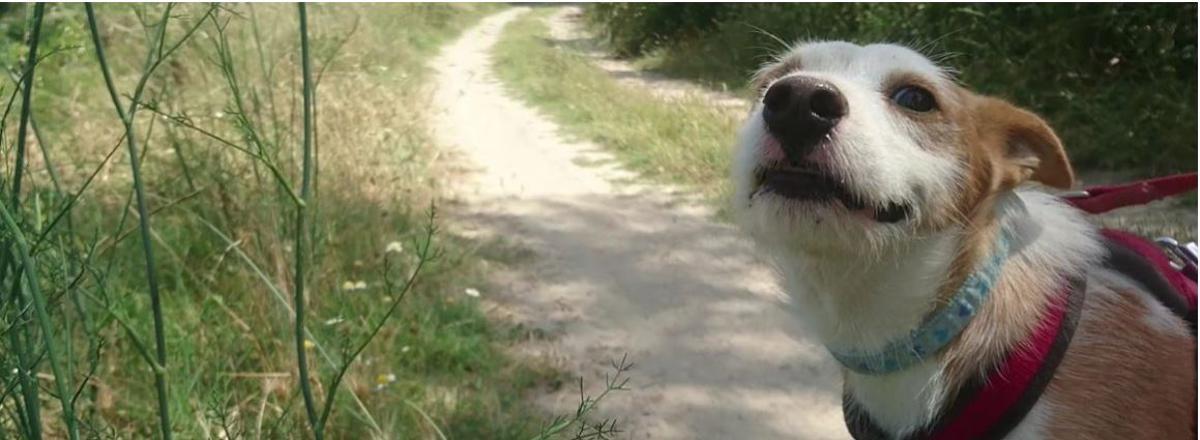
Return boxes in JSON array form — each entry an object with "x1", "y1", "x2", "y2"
[{"x1": 762, "y1": 76, "x2": 847, "y2": 159}]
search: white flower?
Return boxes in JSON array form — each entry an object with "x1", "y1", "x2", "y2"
[
  {"x1": 341, "y1": 281, "x2": 356, "y2": 290},
  {"x1": 374, "y1": 372, "x2": 398, "y2": 391},
  {"x1": 401, "y1": 346, "x2": 411, "y2": 353},
  {"x1": 323, "y1": 317, "x2": 344, "y2": 326},
  {"x1": 385, "y1": 241, "x2": 404, "y2": 254},
  {"x1": 354, "y1": 281, "x2": 368, "y2": 290},
  {"x1": 342, "y1": 281, "x2": 368, "y2": 291},
  {"x1": 213, "y1": 111, "x2": 225, "y2": 118},
  {"x1": 464, "y1": 288, "x2": 480, "y2": 298}
]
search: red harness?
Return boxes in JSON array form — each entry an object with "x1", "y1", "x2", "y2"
[{"x1": 844, "y1": 173, "x2": 1198, "y2": 440}]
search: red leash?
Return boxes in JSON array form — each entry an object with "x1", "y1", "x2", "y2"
[{"x1": 1063, "y1": 172, "x2": 1197, "y2": 214}]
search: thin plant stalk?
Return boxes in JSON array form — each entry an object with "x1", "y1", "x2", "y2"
[
  {"x1": 11, "y1": 3, "x2": 43, "y2": 209},
  {"x1": 0, "y1": 202, "x2": 80, "y2": 440},
  {"x1": 84, "y1": 4, "x2": 173, "y2": 439},
  {"x1": 6, "y1": 5, "x2": 44, "y2": 439},
  {"x1": 294, "y1": 4, "x2": 320, "y2": 438},
  {"x1": 9, "y1": 4, "x2": 82, "y2": 439},
  {"x1": 316, "y1": 209, "x2": 438, "y2": 430}
]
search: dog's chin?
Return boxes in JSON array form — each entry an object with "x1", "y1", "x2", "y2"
[{"x1": 734, "y1": 163, "x2": 921, "y2": 256}]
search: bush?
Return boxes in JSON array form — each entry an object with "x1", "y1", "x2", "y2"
[{"x1": 586, "y1": 3, "x2": 1197, "y2": 175}]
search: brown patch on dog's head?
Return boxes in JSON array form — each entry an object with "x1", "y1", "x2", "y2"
[{"x1": 922, "y1": 90, "x2": 1074, "y2": 234}]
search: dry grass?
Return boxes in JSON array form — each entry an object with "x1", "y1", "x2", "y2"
[{"x1": 0, "y1": 4, "x2": 563, "y2": 439}]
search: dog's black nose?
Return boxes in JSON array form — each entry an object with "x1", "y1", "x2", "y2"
[{"x1": 762, "y1": 76, "x2": 847, "y2": 160}]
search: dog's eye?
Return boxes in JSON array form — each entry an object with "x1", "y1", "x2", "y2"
[{"x1": 890, "y1": 86, "x2": 936, "y2": 112}]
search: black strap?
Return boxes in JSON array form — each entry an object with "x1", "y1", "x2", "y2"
[
  {"x1": 1102, "y1": 238, "x2": 1197, "y2": 333},
  {"x1": 844, "y1": 277, "x2": 1086, "y2": 440}
]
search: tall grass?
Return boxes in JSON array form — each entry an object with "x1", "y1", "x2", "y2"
[{"x1": 0, "y1": 3, "x2": 595, "y2": 438}]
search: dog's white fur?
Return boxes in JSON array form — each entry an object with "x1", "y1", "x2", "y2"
[{"x1": 730, "y1": 42, "x2": 1134, "y2": 438}]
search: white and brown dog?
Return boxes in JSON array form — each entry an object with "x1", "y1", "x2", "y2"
[{"x1": 731, "y1": 41, "x2": 1195, "y2": 439}]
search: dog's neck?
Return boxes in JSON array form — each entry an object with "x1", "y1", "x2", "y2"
[
  {"x1": 773, "y1": 190, "x2": 1103, "y2": 435},
  {"x1": 776, "y1": 231, "x2": 965, "y2": 353}
]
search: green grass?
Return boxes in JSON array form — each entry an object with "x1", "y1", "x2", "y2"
[
  {"x1": 0, "y1": 3, "x2": 575, "y2": 439},
  {"x1": 492, "y1": 9, "x2": 741, "y2": 210}
]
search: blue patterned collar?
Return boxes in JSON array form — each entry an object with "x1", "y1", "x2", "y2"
[{"x1": 828, "y1": 232, "x2": 1012, "y2": 375}]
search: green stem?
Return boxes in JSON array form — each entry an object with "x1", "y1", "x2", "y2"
[
  {"x1": 0, "y1": 196, "x2": 78, "y2": 440},
  {"x1": 83, "y1": 4, "x2": 173, "y2": 439},
  {"x1": 10, "y1": 4, "x2": 80, "y2": 439},
  {"x1": 295, "y1": 4, "x2": 321, "y2": 438}
]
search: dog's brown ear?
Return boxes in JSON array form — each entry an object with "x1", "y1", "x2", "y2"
[{"x1": 978, "y1": 98, "x2": 1073, "y2": 189}]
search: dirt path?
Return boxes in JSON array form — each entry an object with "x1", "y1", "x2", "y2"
[
  {"x1": 431, "y1": 8, "x2": 848, "y2": 440},
  {"x1": 546, "y1": 7, "x2": 748, "y2": 114}
]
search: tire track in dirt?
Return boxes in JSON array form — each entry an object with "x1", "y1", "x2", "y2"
[{"x1": 430, "y1": 8, "x2": 849, "y2": 440}]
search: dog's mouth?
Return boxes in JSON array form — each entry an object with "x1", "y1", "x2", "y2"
[{"x1": 752, "y1": 164, "x2": 911, "y2": 223}]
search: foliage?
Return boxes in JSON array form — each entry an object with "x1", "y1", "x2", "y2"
[
  {"x1": 586, "y1": 3, "x2": 1198, "y2": 174},
  {"x1": 0, "y1": 3, "x2": 564, "y2": 439}
]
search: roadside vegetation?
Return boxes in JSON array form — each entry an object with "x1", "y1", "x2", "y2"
[
  {"x1": 584, "y1": 3, "x2": 1197, "y2": 176},
  {"x1": 0, "y1": 3, "x2": 599, "y2": 438},
  {"x1": 493, "y1": 9, "x2": 741, "y2": 208}
]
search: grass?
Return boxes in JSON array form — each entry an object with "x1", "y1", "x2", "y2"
[
  {"x1": 0, "y1": 3, "x2": 615, "y2": 438},
  {"x1": 492, "y1": 8, "x2": 741, "y2": 211}
]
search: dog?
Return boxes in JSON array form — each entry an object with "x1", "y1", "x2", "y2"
[{"x1": 730, "y1": 41, "x2": 1195, "y2": 439}]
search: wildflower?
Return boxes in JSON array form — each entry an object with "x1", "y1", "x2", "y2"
[
  {"x1": 401, "y1": 346, "x2": 411, "y2": 353},
  {"x1": 373, "y1": 372, "x2": 398, "y2": 392},
  {"x1": 324, "y1": 317, "x2": 345, "y2": 326},
  {"x1": 385, "y1": 241, "x2": 404, "y2": 254},
  {"x1": 303, "y1": 340, "x2": 316, "y2": 350},
  {"x1": 341, "y1": 281, "x2": 355, "y2": 290},
  {"x1": 464, "y1": 288, "x2": 481, "y2": 298},
  {"x1": 355, "y1": 281, "x2": 368, "y2": 290},
  {"x1": 342, "y1": 280, "x2": 368, "y2": 291}
]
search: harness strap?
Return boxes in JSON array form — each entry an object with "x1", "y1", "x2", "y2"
[
  {"x1": 1101, "y1": 229, "x2": 1198, "y2": 332},
  {"x1": 844, "y1": 277, "x2": 1086, "y2": 440},
  {"x1": 1064, "y1": 172, "x2": 1197, "y2": 214}
]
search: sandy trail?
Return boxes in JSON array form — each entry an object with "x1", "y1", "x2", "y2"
[
  {"x1": 545, "y1": 7, "x2": 748, "y2": 114},
  {"x1": 430, "y1": 8, "x2": 848, "y2": 440}
]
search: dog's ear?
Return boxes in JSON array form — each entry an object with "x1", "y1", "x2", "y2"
[{"x1": 977, "y1": 98, "x2": 1073, "y2": 189}]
